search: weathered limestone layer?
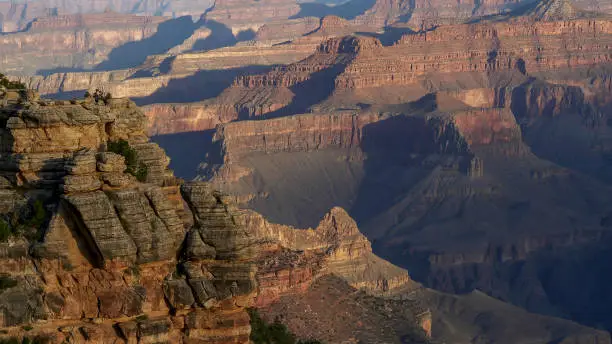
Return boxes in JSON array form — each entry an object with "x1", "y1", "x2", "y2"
[{"x1": 0, "y1": 89, "x2": 429, "y2": 343}]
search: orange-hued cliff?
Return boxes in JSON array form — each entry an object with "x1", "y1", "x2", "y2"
[{"x1": 0, "y1": 89, "x2": 429, "y2": 343}]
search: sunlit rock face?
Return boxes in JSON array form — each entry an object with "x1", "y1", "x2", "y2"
[{"x1": 0, "y1": 89, "x2": 429, "y2": 343}]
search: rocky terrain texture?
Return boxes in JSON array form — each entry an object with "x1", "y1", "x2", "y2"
[
  {"x1": 188, "y1": 1, "x2": 612, "y2": 338},
  {"x1": 0, "y1": 88, "x2": 434, "y2": 343},
  {"x1": 202, "y1": 80, "x2": 612, "y2": 340}
]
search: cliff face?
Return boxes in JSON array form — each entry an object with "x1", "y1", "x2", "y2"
[
  {"x1": 19, "y1": 38, "x2": 321, "y2": 131},
  {"x1": 0, "y1": 13, "x2": 166, "y2": 74},
  {"x1": 352, "y1": 0, "x2": 611, "y2": 28},
  {"x1": 0, "y1": 89, "x2": 428, "y2": 343},
  {"x1": 0, "y1": 0, "x2": 213, "y2": 32},
  {"x1": 204, "y1": 0, "x2": 301, "y2": 31},
  {"x1": 337, "y1": 19, "x2": 612, "y2": 89}
]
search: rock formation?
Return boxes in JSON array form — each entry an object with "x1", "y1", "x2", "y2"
[
  {"x1": 0, "y1": 13, "x2": 167, "y2": 74},
  {"x1": 0, "y1": 0, "x2": 213, "y2": 32},
  {"x1": 203, "y1": 0, "x2": 301, "y2": 32},
  {"x1": 0, "y1": 88, "x2": 430, "y2": 343},
  {"x1": 192, "y1": 17, "x2": 612, "y2": 333}
]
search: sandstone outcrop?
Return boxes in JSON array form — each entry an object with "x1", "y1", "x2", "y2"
[{"x1": 0, "y1": 89, "x2": 429, "y2": 343}]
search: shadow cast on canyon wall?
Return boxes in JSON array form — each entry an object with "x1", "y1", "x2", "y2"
[
  {"x1": 349, "y1": 115, "x2": 439, "y2": 225},
  {"x1": 190, "y1": 20, "x2": 256, "y2": 52},
  {"x1": 291, "y1": 0, "x2": 377, "y2": 20},
  {"x1": 262, "y1": 63, "x2": 349, "y2": 119},
  {"x1": 509, "y1": 79, "x2": 612, "y2": 185},
  {"x1": 132, "y1": 65, "x2": 273, "y2": 105},
  {"x1": 96, "y1": 16, "x2": 200, "y2": 71},
  {"x1": 151, "y1": 130, "x2": 215, "y2": 180},
  {"x1": 356, "y1": 26, "x2": 416, "y2": 46},
  {"x1": 36, "y1": 19, "x2": 252, "y2": 76}
]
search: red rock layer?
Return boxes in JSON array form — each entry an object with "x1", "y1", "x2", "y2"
[
  {"x1": 213, "y1": 112, "x2": 384, "y2": 162},
  {"x1": 337, "y1": 19, "x2": 612, "y2": 88}
]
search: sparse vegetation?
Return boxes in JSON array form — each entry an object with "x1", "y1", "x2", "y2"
[
  {"x1": 135, "y1": 314, "x2": 149, "y2": 322},
  {"x1": 0, "y1": 200, "x2": 48, "y2": 243},
  {"x1": 248, "y1": 308, "x2": 323, "y2": 344},
  {"x1": 89, "y1": 88, "x2": 112, "y2": 103},
  {"x1": 107, "y1": 139, "x2": 149, "y2": 182},
  {"x1": 0, "y1": 73, "x2": 26, "y2": 90},
  {"x1": 0, "y1": 276, "x2": 17, "y2": 290},
  {"x1": 125, "y1": 265, "x2": 141, "y2": 278},
  {"x1": 28, "y1": 200, "x2": 46, "y2": 230},
  {"x1": 21, "y1": 326, "x2": 32, "y2": 332},
  {"x1": 0, "y1": 220, "x2": 11, "y2": 242}
]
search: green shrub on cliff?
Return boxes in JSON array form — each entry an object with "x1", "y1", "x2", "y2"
[
  {"x1": 0, "y1": 200, "x2": 48, "y2": 243},
  {"x1": 0, "y1": 73, "x2": 25, "y2": 90},
  {"x1": 107, "y1": 139, "x2": 148, "y2": 182},
  {"x1": 0, "y1": 276, "x2": 17, "y2": 290},
  {"x1": 0, "y1": 220, "x2": 11, "y2": 242},
  {"x1": 248, "y1": 308, "x2": 322, "y2": 344}
]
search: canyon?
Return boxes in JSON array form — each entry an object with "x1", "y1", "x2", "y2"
[
  {"x1": 0, "y1": 0, "x2": 214, "y2": 32},
  {"x1": 1, "y1": 0, "x2": 612, "y2": 341},
  {"x1": 0, "y1": 88, "x2": 436, "y2": 343},
  {"x1": 175, "y1": 0, "x2": 612, "y2": 337},
  {"x1": 0, "y1": 85, "x2": 608, "y2": 343}
]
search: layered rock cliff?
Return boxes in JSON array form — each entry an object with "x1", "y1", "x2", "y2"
[
  {"x1": 0, "y1": 88, "x2": 429, "y2": 343},
  {"x1": 0, "y1": 13, "x2": 167, "y2": 74},
  {"x1": 195, "y1": 52, "x2": 612, "y2": 337},
  {"x1": 0, "y1": 0, "x2": 213, "y2": 32},
  {"x1": 204, "y1": 0, "x2": 301, "y2": 32}
]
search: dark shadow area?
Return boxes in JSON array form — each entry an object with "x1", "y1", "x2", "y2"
[
  {"x1": 290, "y1": 0, "x2": 377, "y2": 20},
  {"x1": 356, "y1": 26, "x2": 416, "y2": 46},
  {"x1": 191, "y1": 20, "x2": 238, "y2": 52},
  {"x1": 349, "y1": 115, "x2": 438, "y2": 225},
  {"x1": 132, "y1": 65, "x2": 273, "y2": 105},
  {"x1": 36, "y1": 67, "x2": 89, "y2": 77},
  {"x1": 236, "y1": 29, "x2": 256, "y2": 42},
  {"x1": 509, "y1": 78, "x2": 612, "y2": 185},
  {"x1": 536, "y1": 239, "x2": 612, "y2": 332},
  {"x1": 263, "y1": 63, "x2": 349, "y2": 118},
  {"x1": 35, "y1": 16, "x2": 200, "y2": 76},
  {"x1": 42, "y1": 90, "x2": 88, "y2": 100},
  {"x1": 58, "y1": 199, "x2": 106, "y2": 268},
  {"x1": 95, "y1": 16, "x2": 200, "y2": 70},
  {"x1": 151, "y1": 129, "x2": 215, "y2": 180}
]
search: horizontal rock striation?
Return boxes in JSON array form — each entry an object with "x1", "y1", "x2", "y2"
[
  {"x1": 212, "y1": 112, "x2": 385, "y2": 161},
  {"x1": 0, "y1": 90, "x2": 429, "y2": 343},
  {"x1": 27, "y1": 12, "x2": 160, "y2": 31},
  {"x1": 337, "y1": 19, "x2": 612, "y2": 89},
  {"x1": 204, "y1": 0, "x2": 301, "y2": 31},
  {"x1": 0, "y1": 0, "x2": 213, "y2": 32},
  {"x1": 0, "y1": 13, "x2": 166, "y2": 74}
]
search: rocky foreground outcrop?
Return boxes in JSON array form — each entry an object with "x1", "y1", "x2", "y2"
[{"x1": 0, "y1": 88, "x2": 429, "y2": 343}]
